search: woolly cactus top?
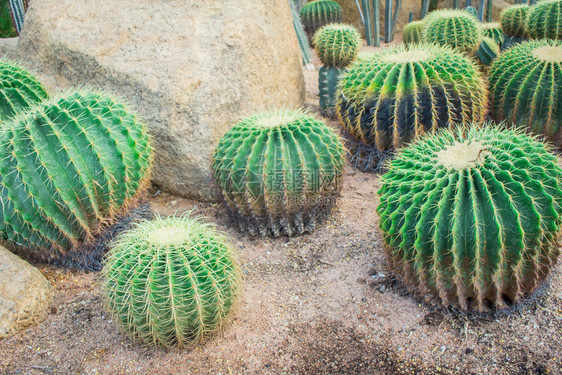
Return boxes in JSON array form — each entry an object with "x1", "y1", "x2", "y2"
[{"x1": 313, "y1": 23, "x2": 361, "y2": 67}]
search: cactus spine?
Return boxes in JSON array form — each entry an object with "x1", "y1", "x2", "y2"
[
  {"x1": 402, "y1": 20, "x2": 425, "y2": 45},
  {"x1": 0, "y1": 90, "x2": 152, "y2": 258},
  {"x1": 102, "y1": 215, "x2": 240, "y2": 348},
  {"x1": 490, "y1": 39, "x2": 562, "y2": 147},
  {"x1": 422, "y1": 9, "x2": 481, "y2": 53},
  {"x1": 0, "y1": 60, "x2": 48, "y2": 123},
  {"x1": 299, "y1": 0, "x2": 343, "y2": 43},
  {"x1": 212, "y1": 110, "x2": 344, "y2": 237},
  {"x1": 336, "y1": 44, "x2": 487, "y2": 153},
  {"x1": 527, "y1": 0, "x2": 562, "y2": 41},
  {"x1": 378, "y1": 124, "x2": 562, "y2": 310}
]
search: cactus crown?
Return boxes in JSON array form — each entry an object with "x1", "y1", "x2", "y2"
[
  {"x1": 299, "y1": 0, "x2": 343, "y2": 42},
  {"x1": 0, "y1": 89, "x2": 152, "y2": 258},
  {"x1": 0, "y1": 60, "x2": 48, "y2": 122},
  {"x1": 402, "y1": 20, "x2": 425, "y2": 46},
  {"x1": 313, "y1": 23, "x2": 361, "y2": 68},
  {"x1": 336, "y1": 44, "x2": 487, "y2": 151},
  {"x1": 422, "y1": 9, "x2": 481, "y2": 53},
  {"x1": 212, "y1": 109, "x2": 344, "y2": 237},
  {"x1": 527, "y1": 0, "x2": 562, "y2": 40},
  {"x1": 102, "y1": 215, "x2": 240, "y2": 348},
  {"x1": 489, "y1": 39, "x2": 562, "y2": 146},
  {"x1": 500, "y1": 4, "x2": 530, "y2": 38},
  {"x1": 378, "y1": 124, "x2": 562, "y2": 310}
]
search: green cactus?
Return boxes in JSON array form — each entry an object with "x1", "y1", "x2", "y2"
[
  {"x1": 422, "y1": 9, "x2": 481, "y2": 53},
  {"x1": 336, "y1": 44, "x2": 487, "y2": 152},
  {"x1": 481, "y1": 22, "x2": 505, "y2": 48},
  {"x1": 0, "y1": 60, "x2": 48, "y2": 123},
  {"x1": 465, "y1": 5, "x2": 478, "y2": 18},
  {"x1": 378, "y1": 124, "x2": 562, "y2": 310},
  {"x1": 102, "y1": 215, "x2": 240, "y2": 348},
  {"x1": 500, "y1": 4, "x2": 530, "y2": 38},
  {"x1": 0, "y1": 90, "x2": 153, "y2": 258},
  {"x1": 319, "y1": 66, "x2": 346, "y2": 118},
  {"x1": 212, "y1": 110, "x2": 344, "y2": 237},
  {"x1": 490, "y1": 39, "x2": 562, "y2": 147},
  {"x1": 402, "y1": 20, "x2": 425, "y2": 45},
  {"x1": 313, "y1": 23, "x2": 360, "y2": 68},
  {"x1": 299, "y1": 0, "x2": 343, "y2": 43},
  {"x1": 527, "y1": 0, "x2": 562, "y2": 40},
  {"x1": 476, "y1": 36, "x2": 500, "y2": 66}
]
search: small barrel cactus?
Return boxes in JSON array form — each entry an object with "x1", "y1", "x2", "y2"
[
  {"x1": 102, "y1": 215, "x2": 240, "y2": 348},
  {"x1": 481, "y1": 22, "x2": 505, "y2": 48},
  {"x1": 402, "y1": 20, "x2": 425, "y2": 45},
  {"x1": 422, "y1": 9, "x2": 481, "y2": 53},
  {"x1": 336, "y1": 44, "x2": 487, "y2": 152},
  {"x1": 476, "y1": 36, "x2": 500, "y2": 66},
  {"x1": 212, "y1": 110, "x2": 344, "y2": 237},
  {"x1": 378, "y1": 124, "x2": 562, "y2": 310},
  {"x1": 527, "y1": 0, "x2": 562, "y2": 40},
  {"x1": 0, "y1": 60, "x2": 48, "y2": 122},
  {"x1": 490, "y1": 39, "x2": 562, "y2": 146},
  {"x1": 299, "y1": 0, "x2": 343, "y2": 43},
  {"x1": 0, "y1": 90, "x2": 152, "y2": 258},
  {"x1": 313, "y1": 23, "x2": 360, "y2": 68},
  {"x1": 500, "y1": 4, "x2": 529, "y2": 38}
]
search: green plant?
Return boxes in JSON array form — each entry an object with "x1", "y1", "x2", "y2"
[
  {"x1": 336, "y1": 44, "x2": 487, "y2": 152},
  {"x1": 465, "y1": 5, "x2": 478, "y2": 18},
  {"x1": 490, "y1": 39, "x2": 562, "y2": 146},
  {"x1": 0, "y1": 90, "x2": 153, "y2": 258},
  {"x1": 102, "y1": 215, "x2": 240, "y2": 348},
  {"x1": 385, "y1": 0, "x2": 402, "y2": 43},
  {"x1": 378, "y1": 124, "x2": 562, "y2": 310},
  {"x1": 527, "y1": 0, "x2": 562, "y2": 40},
  {"x1": 481, "y1": 22, "x2": 504, "y2": 48},
  {"x1": 0, "y1": 0, "x2": 16, "y2": 37},
  {"x1": 422, "y1": 9, "x2": 481, "y2": 53},
  {"x1": 402, "y1": 20, "x2": 425, "y2": 45},
  {"x1": 0, "y1": 60, "x2": 48, "y2": 122},
  {"x1": 212, "y1": 110, "x2": 344, "y2": 237},
  {"x1": 500, "y1": 4, "x2": 529, "y2": 38},
  {"x1": 356, "y1": 0, "x2": 380, "y2": 47},
  {"x1": 476, "y1": 36, "x2": 500, "y2": 66},
  {"x1": 319, "y1": 66, "x2": 345, "y2": 117},
  {"x1": 314, "y1": 23, "x2": 361, "y2": 67},
  {"x1": 290, "y1": 0, "x2": 312, "y2": 65},
  {"x1": 299, "y1": 0, "x2": 343, "y2": 43}
]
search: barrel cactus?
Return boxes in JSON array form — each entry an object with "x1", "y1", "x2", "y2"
[
  {"x1": 422, "y1": 9, "x2": 481, "y2": 53},
  {"x1": 0, "y1": 90, "x2": 153, "y2": 259},
  {"x1": 500, "y1": 4, "x2": 529, "y2": 38},
  {"x1": 336, "y1": 44, "x2": 487, "y2": 155},
  {"x1": 481, "y1": 22, "x2": 504, "y2": 48},
  {"x1": 0, "y1": 60, "x2": 48, "y2": 122},
  {"x1": 378, "y1": 124, "x2": 562, "y2": 310},
  {"x1": 102, "y1": 215, "x2": 240, "y2": 348},
  {"x1": 314, "y1": 23, "x2": 360, "y2": 117},
  {"x1": 527, "y1": 0, "x2": 562, "y2": 40},
  {"x1": 402, "y1": 20, "x2": 425, "y2": 45},
  {"x1": 490, "y1": 39, "x2": 562, "y2": 146},
  {"x1": 300, "y1": 0, "x2": 343, "y2": 43},
  {"x1": 212, "y1": 110, "x2": 344, "y2": 237},
  {"x1": 476, "y1": 36, "x2": 500, "y2": 66}
]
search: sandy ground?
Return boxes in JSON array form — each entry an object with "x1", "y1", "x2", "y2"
[{"x1": 1, "y1": 49, "x2": 562, "y2": 375}]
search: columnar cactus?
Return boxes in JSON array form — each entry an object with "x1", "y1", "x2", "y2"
[
  {"x1": 481, "y1": 22, "x2": 505, "y2": 48},
  {"x1": 476, "y1": 36, "x2": 500, "y2": 66},
  {"x1": 336, "y1": 44, "x2": 487, "y2": 152},
  {"x1": 0, "y1": 60, "x2": 48, "y2": 122},
  {"x1": 102, "y1": 215, "x2": 240, "y2": 348},
  {"x1": 378, "y1": 124, "x2": 562, "y2": 310},
  {"x1": 490, "y1": 40, "x2": 562, "y2": 146},
  {"x1": 527, "y1": 0, "x2": 562, "y2": 40},
  {"x1": 402, "y1": 20, "x2": 425, "y2": 45},
  {"x1": 212, "y1": 110, "x2": 344, "y2": 237},
  {"x1": 314, "y1": 23, "x2": 360, "y2": 117},
  {"x1": 0, "y1": 90, "x2": 153, "y2": 258},
  {"x1": 299, "y1": 0, "x2": 343, "y2": 43},
  {"x1": 500, "y1": 4, "x2": 529, "y2": 38},
  {"x1": 422, "y1": 9, "x2": 481, "y2": 53}
]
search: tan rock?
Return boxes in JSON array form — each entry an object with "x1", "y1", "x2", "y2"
[
  {"x1": 17, "y1": 0, "x2": 306, "y2": 201},
  {"x1": 0, "y1": 246, "x2": 51, "y2": 338}
]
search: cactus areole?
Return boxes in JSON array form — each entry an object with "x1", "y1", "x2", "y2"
[{"x1": 378, "y1": 125, "x2": 562, "y2": 310}]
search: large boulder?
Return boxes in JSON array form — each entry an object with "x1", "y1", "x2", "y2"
[
  {"x1": 0, "y1": 246, "x2": 51, "y2": 337},
  {"x1": 17, "y1": 0, "x2": 306, "y2": 201}
]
